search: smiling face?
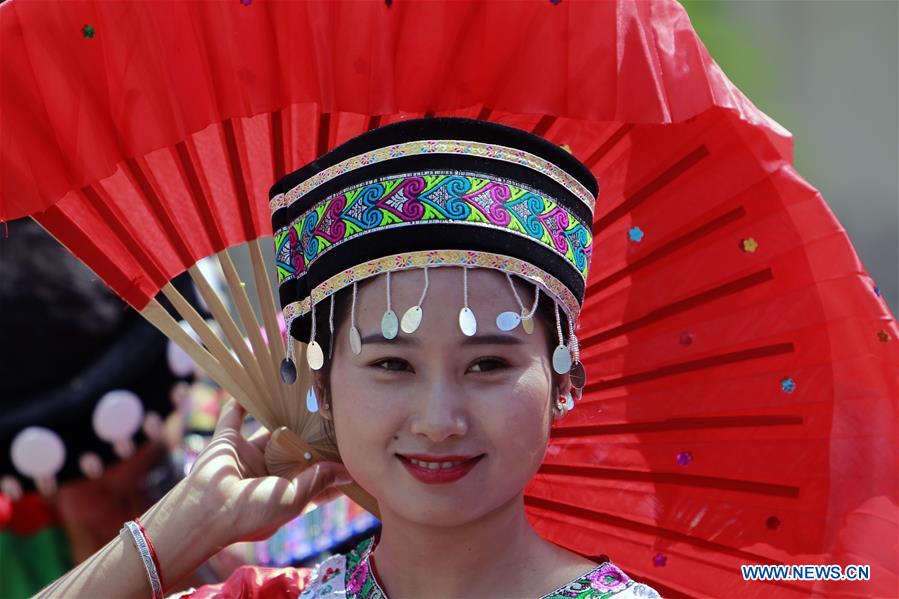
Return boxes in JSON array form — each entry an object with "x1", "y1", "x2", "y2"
[{"x1": 315, "y1": 267, "x2": 566, "y2": 527}]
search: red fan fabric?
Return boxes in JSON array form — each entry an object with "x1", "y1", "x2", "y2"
[{"x1": 1, "y1": 1, "x2": 896, "y2": 597}]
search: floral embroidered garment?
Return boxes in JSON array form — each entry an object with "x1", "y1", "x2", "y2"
[{"x1": 173, "y1": 537, "x2": 661, "y2": 599}]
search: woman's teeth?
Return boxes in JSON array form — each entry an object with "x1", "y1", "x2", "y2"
[{"x1": 409, "y1": 458, "x2": 468, "y2": 469}]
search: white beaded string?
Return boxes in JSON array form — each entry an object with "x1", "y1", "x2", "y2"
[
  {"x1": 505, "y1": 273, "x2": 539, "y2": 319},
  {"x1": 568, "y1": 317, "x2": 580, "y2": 362},
  {"x1": 309, "y1": 297, "x2": 318, "y2": 346},
  {"x1": 328, "y1": 293, "x2": 336, "y2": 360},
  {"x1": 285, "y1": 321, "x2": 294, "y2": 361},
  {"x1": 350, "y1": 282, "x2": 358, "y2": 331},
  {"x1": 553, "y1": 301, "x2": 565, "y2": 347},
  {"x1": 505, "y1": 272, "x2": 525, "y2": 312},
  {"x1": 417, "y1": 266, "x2": 430, "y2": 307},
  {"x1": 463, "y1": 265, "x2": 469, "y2": 309},
  {"x1": 386, "y1": 271, "x2": 392, "y2": 313},
  {"x1": 528, "y1": 285, "x2": 540, "y2": 318}
]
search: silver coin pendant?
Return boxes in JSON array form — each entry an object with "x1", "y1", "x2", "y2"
[
  {"x1": 381, "y1": 310, "x2": 399, "y2": 339},
  {"x1": 552, "y1": 344, "x2": 572, "y2": 374},
  {"x1": 349, "y1": 326, "x2": 363, "y2": 355},
  {"x1": 306, "y1": 341, "x2": 325, "y2": 370},
  {"x1": 569, "y1": 361, "x2": 587, "y2": 389},
  {"x1": 401, "y1": 306, "x2": 423, "y2": 334},
  {"x1": 459, "y1": 307, "x2": 477, "y2": 337},
  {"x1": 496, "y1": 311, "x2": 521, "y2": 332},
  {"x1": 521, "y1": 310, "x2": 535, "y2": 335}
]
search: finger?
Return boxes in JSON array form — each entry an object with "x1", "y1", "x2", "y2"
[
  {"x1": 247, "y1": 427, "x2": 272, "y2": 452},
  {"x1": 292, "y1": 462, "x2": 352, "y2": 508},
  {"x1": 213, "y1": 398, "x2": 245, "y2": 437}
]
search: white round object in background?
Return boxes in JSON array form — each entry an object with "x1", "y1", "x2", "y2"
[
  {"x1": 10, "y1": 427, "x2": 66, "y2": 478},
  {"x1": 79, "y1": 452, "x2": 104, "y2": 479},
  {"x1": 142, "y1": 411, "x2": 164, "y2": 441},
  {"x1": 166, "y1": 339, "x2": 195, "y2": 377},
  {"x1": 166, "y1": 320, "x2": 203, "y2": 376},
  {"x1": 0, "y1": 476, "x2": 23, "y2": 501},
  {"x1": 93, "y1": 390, "x2": 144, "y2": 443}
]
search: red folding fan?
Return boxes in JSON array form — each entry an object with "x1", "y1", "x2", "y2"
[{"x1": 1, "y1": 1, "x2": 896, "y2": 596}]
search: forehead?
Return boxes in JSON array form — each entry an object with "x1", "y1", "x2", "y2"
[
  {"x1": 352, "y1": 267, "x2": 539, "y2": 340},
  {"x1": 356, "y1": 267, "x2": 520, "y2": 311}
]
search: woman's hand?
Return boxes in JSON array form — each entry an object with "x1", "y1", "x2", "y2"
[
  {"x1": 36, "y1": 400, "x2": 350, "y2": 598},
  {"x1": 183, "y1": 399, "x2": 351, "y2": 547}
]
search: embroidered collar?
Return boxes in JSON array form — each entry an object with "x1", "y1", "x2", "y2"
[{"x1": 340, "y1": 537, "x2": 642, "y2": 599}]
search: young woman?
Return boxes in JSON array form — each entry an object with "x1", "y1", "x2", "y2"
[{"x1": 39, "y1": 118, "x2": 660, "y2": 598}]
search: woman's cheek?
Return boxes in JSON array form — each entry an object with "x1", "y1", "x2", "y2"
[
  {"x1": 482, "y1": 379, "x2": 551, "y2": 474},
  {"x1": 332, "y1": 382, "x2": 400, "y2": 480}
]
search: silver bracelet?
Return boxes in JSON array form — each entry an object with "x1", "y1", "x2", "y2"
[{"x1": 120, "y1": 520, "x2": 164, "y2": 599}]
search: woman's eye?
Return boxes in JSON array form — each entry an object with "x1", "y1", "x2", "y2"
[
  {"x1": 372, "y1": 358, "x2": 412, "y2": 372},
  {"x1": 468, "y1": 358, "x2": 507, "y2": 373}
]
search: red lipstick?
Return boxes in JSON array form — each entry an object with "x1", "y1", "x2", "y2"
[{"x1": 397, "y1": 454, "x2": 484, "y2": 484}]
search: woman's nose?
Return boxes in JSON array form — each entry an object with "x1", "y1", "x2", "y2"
[{"x1": 409, "y1": 381, "x2": 469, "y2": 442}]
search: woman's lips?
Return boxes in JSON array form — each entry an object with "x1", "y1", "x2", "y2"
[{"x1": 396, "y1": 454, "x2": 484, "y2": 484}]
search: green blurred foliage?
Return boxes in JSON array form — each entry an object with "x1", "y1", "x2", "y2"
[{"x1": 680, "y1": 1, "x2": 796, "y2": 140}]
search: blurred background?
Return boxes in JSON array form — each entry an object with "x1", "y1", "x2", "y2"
[{"x1": 683, "y1": 0, "x2": 899, "y2": 314}]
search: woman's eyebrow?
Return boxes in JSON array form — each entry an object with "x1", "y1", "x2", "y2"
[{"x1": 358, "y1": 333, "x2": 523, "y2": 346}]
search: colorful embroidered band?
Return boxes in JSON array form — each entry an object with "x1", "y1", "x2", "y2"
[
  {"x1": 270, "y1": 139, "x2": 595, "y2": 213},
  {"x1": 282, "y1": 250, "x2": 580, "y2": 333},
  {"x1": 275, "y1": 171, "x2": 593, "y2": 286}
]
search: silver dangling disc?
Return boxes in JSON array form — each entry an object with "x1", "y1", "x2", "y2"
[
  {"x1": 496, "y1": 311, "x2": 521, "y2": 332},
  {"x1": 381, "y1": 309, "x2": 399, "y2": 339},
  {"x1": 564, "y1": 393, "x2": 575, "y2": 411},
  {"x1": 459, "y1": 307, "x2": 477, "y2": 336},
  {"x1": 552, "y1": 344, "x2": 572, "y2": 374},
  {"x1": 349, "y1": 325, "x2": 363, "y2": 355},
  {"x1": 279, "y1": 358, "x2": 298, "y2": 384},
  {"x1": 401, "y1": 306, "x2": 423, "y2": 334},
  {"x1": 307, "y1": 341, "x2": 325, "y2": 370},
  {"x1": 570, "y1": 361, "x2": 587, "y2": 389},
  {"x1": 521, "y1": 310, "x2": 535, "y2": 335}
]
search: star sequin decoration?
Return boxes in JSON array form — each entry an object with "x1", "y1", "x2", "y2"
[
  {"x1": 873, "y1": 284, "x2": 882, "y2": 297},
  {"x1": 240, "y1": 0, "x2": 253, "y2": 5},
  {"x1": 82, "y1": 24, "x2": 95, "y2": 39},
  {"x1": 560, "y1": 144, "x2": 572, "y2": 154},
  {"x1": 878, "y1": 330, "x2": 892, "y2": 343},
  {"x1": 628, "y1": 226, "x2": 644, "y2": 243},
  {"x1": 550, "y1": 0, "x2": 562, "y2": 4},
  {"x1": 676, "y1": 451, "x2": 693, "y2": 467},
  {"x1": 679, "y1": 331, "x2": 694, "y2": 346},
  {"x1": 780, "y1": 377, "x2": 796, "y2": 394},
  {"x1": 653, "y1": 553, "x2": 667, "y2": 567},
  {"x1": 741, "y1": 237, "x2": 759, "y2": 253}
]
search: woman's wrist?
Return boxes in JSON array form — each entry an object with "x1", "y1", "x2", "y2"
[{"x1": 137, "y1": 478, "x2": 230, "y2": 590}]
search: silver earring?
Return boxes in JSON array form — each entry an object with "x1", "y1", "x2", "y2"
[{"x1": 553, "y1": 397, "x2": 568, "y2": 419}]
